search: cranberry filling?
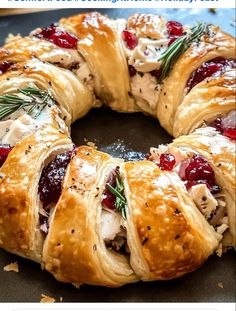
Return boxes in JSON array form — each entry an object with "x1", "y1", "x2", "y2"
[
  {"x1": 0, "y1": 144, "x2": 13, "y2": 167},
  {"x1": 102, "y1": 166, "x2": 122, "y2": 210},
  {"x1": 223, "y1": 128, "x2": 236, "y2": 140},
  {"x1": 179, "y1": 155, "x2": 221, "y2": 194},
  {"x1": 38, "y1": 151, "x2": 72, "y2": 209},
  {"x1": 122, "y1": 30, "x2": 138, "y2": 50},
  {"x1": 166, "y1": 21, "x2": 184, "y2": 46},
  {"x1": 102, "y1": 169, "x2": 118, "y2": 210},
  {"x1": 0, "y1": 61, "x2": 14, "y2": 75},
  {"x1": 158, "y1": 153, "x2": 176, "y2": 171},
  {"x1": 187, "y1": 57, "x2": 236, "y2": 92},
  {"x1": 35, "y1": 24, "x2": 78, "y2": 49},
  {"x1": 209, "y1": 115, "x2": 236, "y2": 140}
]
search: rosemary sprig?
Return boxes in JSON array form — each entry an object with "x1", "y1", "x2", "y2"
[
  {"x1": 0, "y1": 87, "x2": 54, "y2": 120},
  {"x1": 106, "y1": 174, "x2": 127, "y2": 219},
  {"x1": 158, "y1": 22, "x2": 209, "y2": 83}
]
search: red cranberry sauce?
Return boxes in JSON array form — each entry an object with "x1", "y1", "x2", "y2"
[
  {"x1": 166, "y1": 21, "x2": 184, "y2": 46},
  {"x1": 148, "y1": 151, "x2": 220, "y2": 194},
  {"x1": 210, "y1": 117, "x2": 236, "y2": 141},
  {"x1": 0, "y1": 144, "x2": 13, "y2": 167},
  {"x1": 187, "y1": 57, "x2": 236, "y2": 92},
  {"x1": 178, "y1": 155, "x2": 220, "y2": 194},
  {"x1": 38, "y1": 151, "x2": 72, "y2": 209},
  {"x1": 158, "y1": 153, "x2": 176, "y2": 171},
  {"x1": 102, "y1": 167, "x2": 120, "y2": 210},
  {"x1": 35, "y1": 24, "x2": 78, "y2": 49},
  {"x1": 223, "y1": 128, "x2": 236, "y2": 140},
  {"x1": 0, "y1": 61, "x2": 14, "y2": 75},
  {"x1": 122, "y1": 30, "x2": 138, "y2": 50}
]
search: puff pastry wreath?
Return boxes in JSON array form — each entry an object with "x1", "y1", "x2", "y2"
[{"x1": 0, "y1": 12, "x2": 235, "y2": 287}]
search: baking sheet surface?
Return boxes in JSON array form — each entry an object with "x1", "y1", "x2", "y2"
[{"x1": 0, "y1": 9, "x2": 235, "y2": 302}]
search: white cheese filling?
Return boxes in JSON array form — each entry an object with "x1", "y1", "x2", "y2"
[
  {"x1": 0, "y1": 105, "x2": 55, "y2": 146},
  {"x1": 129, "y1": 37, "x2": 169, "y2": 73},
  {"x1": 101, "y1": 208, "x2": 128, "y2": 253},
  {"x1": 119, "y1": 26, "x2": 169, "y2": 115},
  {"x1": 0, "y1": 84, "x2": 65, "y2": 146},
  {"x1": 101, "y1": 209, "x2": 124, "y2": 241},
  {"x1": 130, "y1": 72, "x2": 161, "y2": 114}
]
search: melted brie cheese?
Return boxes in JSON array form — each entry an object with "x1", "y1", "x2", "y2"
[
  {"x1": 130, "y1": 72, "x2": 161, "y2": 115},
  {"x1": 101, "y1": 209, "x2": 124, "y2": 242},
  {"x1": 129, "y1": 37, "x2": 169, "y2": 72},
  {"x1": 0, "y1": 105, "x2": 57, "y2": 146},
  {"x1": 1, "y1": 114, "x2": 35, "y2": 146}
]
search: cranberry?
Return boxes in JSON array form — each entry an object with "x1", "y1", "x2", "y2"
[
  {"x1": 179, "y1": 155, "x2": 220, "y2": 194},
  {"x1": 223, "y1": 128, "x2": 236, "y2": 140},
  {"x1": 0, "y1": 61, "x2": 13, "y2": 75},
  {"x1": 128, "y1": 65, "x2": 137, "y2": 77},
  {"x1": 102, "y1": 168, "x2": 119, "y2": 210},
  {"x1": 209, "y1": 116, "x2": 236, "y2": 140},
  {"x1": 122, "y1": 30, "x2": 138, "y2": 50},
  {"x1": 102, "y1": 190, "x2": 116, "y2": 210},
  {"x1": 38, "y1": 24, "x2": 56, "y2": 39},
  {"x1": 158, "y1": 153, "x2": 176, "y2": 171},
  {"x1": 168, "y1": 37, "x2": 178, "y2": 46},
  {"x1": 38, "y1": 151, "x2": 72, "y2": 208},
  {"x1": 166, "y1": 21, "x2": 184, "y2": 46},
  {"x1": 35, "y1": 24, "x2": 78, "y2": 49},
  {"x1": 167, "y1": 21, "x2": 184, "y2": 37},
  {"x1": 185, "y1": 155, "x2": 214, "y2": 183},
  {"x1": 187, "y1": 58, "x2": 235, "y2": 92},
  {"x1": 0, "y1": 144, "x2": 13, "y2": 167}
]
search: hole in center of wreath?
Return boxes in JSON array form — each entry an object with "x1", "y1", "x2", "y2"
[{"x1": 71, "y1": 107, "x2": 172, "y2": 161}]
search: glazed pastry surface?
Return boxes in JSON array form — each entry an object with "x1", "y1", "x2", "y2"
[{"x1": 0, "y1": 11, "x2": 235, "y2": 287}]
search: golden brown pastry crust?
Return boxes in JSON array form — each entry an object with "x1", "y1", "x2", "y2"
[
  {"x1": 171, "y1": 128, "x2": 236, "y2": 248},
  {"x1": 0, "y1": 59, "x2": 94, "y2": 125},
  {"x1": 124, "y1": 161, "x2": 220, "y2": 281},
  {"x1": 173, "y1": 69, "x2": 236, "y2": 137},
  {"x1": 0, "y1": 12, "x2": 235, "y2": 287},
  {"x1": 158, "y1": 26, "x2": 236, "y2": 136},
  {"x1": 127, "y1": 14, "x2": 166, "y2": 40},
  {"x1": 0, "y1": 121, "x2": 73, "y2": 262},
  {"x1": 43, "y1": 146, "x2": 137, "y2": 287},
  {"x1": 60, "y1": 12, "x2": 136, "y2": 113},
  {"x1": 0, "y1": 36, "x2": 73, "y2": 67}
]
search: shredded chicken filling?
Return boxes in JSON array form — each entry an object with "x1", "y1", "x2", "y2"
[
  {"x1": 101, "y1": 168, "x2": 129, "y2": 255},
  {"x1": 150, "y1": 148, "x2": 229, "y2": 237}
]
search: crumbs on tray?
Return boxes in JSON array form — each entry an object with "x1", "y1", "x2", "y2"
[
  {"x1": 3, "y1": 262, "x2": 19, "y2": 273},
  {"x1": 218, "y1": 282, "x2": 224, "y2": 289},
  {"x1": 84, "y1": 138, "x2": 98, "y2": 149},
  {"x1": 40, "y1": 294, "x2": 56, "y2": 303}
]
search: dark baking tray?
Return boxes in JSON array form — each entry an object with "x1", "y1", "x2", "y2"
[{"x1": 0, "y1": 8, "x2": 235, "y2": 303}]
